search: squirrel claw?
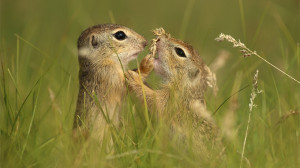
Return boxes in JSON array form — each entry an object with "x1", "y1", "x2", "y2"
[
  {"x1": 125, "y1": 70, "x2": 139, "y2": 81},
  {"x1": 139, "y1": 54, "x2": 154, "y2": 76}
]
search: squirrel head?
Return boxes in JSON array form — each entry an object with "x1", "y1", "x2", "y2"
[
  {"x1": 153, "y1": 28, "x2": 216, "y2": 93},
  {"x1": 77, "y1": 24, "x2": 147, "y2": 67}
]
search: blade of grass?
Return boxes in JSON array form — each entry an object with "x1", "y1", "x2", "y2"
[
  {"x1": 10, "y1": 74, "x2": 43, "y2": 136},
  {"x1": 81, "y1": 84, "x2": 123, "y2": 151},
  {"x1": 275, "y1": 110, "x2": 300, "y2": 127},
  {"x1": 108, "y1": 10, "x2": 116, "y2": 24},
  {"x1": 35, "y1": 137, "x2": 56, "y2": 153},
  {"x1": 19, "y1": 81, "x2": 41, "y2": 161},
  {"x1": 108, "y1": 41, "x2": 140, "y2": 151},
  {"x1": 179, "y1": 0, "x2": 195, "y2": 39},
  {"x1": 127, "y1": 97, "x2": 139, "y2": 150},
  {"x1": 9, "y1": 34, "x2": 65, "y2": 132},
  {"x1": 238, "y1": 0, "x2": 247, "y2": 41},
  {"x1": 297, "y1": 43, "x2": 299, "y2": 65},
  {"x1": 40, "y1": 72, "x2": 73, "y2": 123},
  {"x1": 213, "y1": 84, "x2": 250, "y2": 116},
  {"x1": 91, "y1": 91, "x2": 123, "y2": 150},
  {"x1": 251, "y1": 2, "x2": 270, "y2": 47},
  {"x1": 7, "y1": 68, "x2": 21, "y2": 98},
  {"x1": 134, "y1": 59, "x2": 154, "y2": 135},
  {"x1": 14, "y1": 34, "x2": 47, "y2": 56},
  {"x1": 273, "y1": 13, "x2": 297, "y2": 50},
  {"x1": 216, "y1": 33, "x2": 300, "y2": 84},
  {"x1": 64, "y1": 75, "x2": 75, "y2": 122},
  {"x1": 240, "y1": 70, "x2": 261, "y2": 168},
  {"x1": 9, "y1": 52, "x2": 54, "y2": 137},
  {"x1": 15, "y1": 34, "x2": 71, "y2": 77},
  {"x1": 1, "y1": 62, "x2": 13, "y2": 126},
  {"x1": 268, "y1": 67, "x2": 284, "y2": 149},
  {"x1": 112, "y1": 40, "x2": 140, "y2": 149},
  {"x1": 16, "y1": 35, "x2": 19, "y2": 112}
]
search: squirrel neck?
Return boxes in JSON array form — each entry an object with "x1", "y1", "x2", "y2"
[
  {"x1": 78, "y1": 56, "x2": 125, "y2": 103},
  {"x1": 163, "y1": 74, "x2": 206, "y2": 111}
]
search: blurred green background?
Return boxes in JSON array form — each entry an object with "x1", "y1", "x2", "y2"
[{"x1": 1, "y1": 0, "x2": 299, "y2": 167}]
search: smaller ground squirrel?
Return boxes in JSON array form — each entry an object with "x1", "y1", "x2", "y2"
[
  {"x1": 125, "y1": 28, "x2": 218, "y2": 154},
  {"x1": 73, "y1": 24, "x2": 149, "y2": 142}
]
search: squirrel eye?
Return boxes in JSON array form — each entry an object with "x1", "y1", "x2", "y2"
[
  {"x1": 113, "y1": 31, "x2": 127, "y2": 40},
  {"x1": 175, "y1": 47, "x2": 186, "y2": 57}
]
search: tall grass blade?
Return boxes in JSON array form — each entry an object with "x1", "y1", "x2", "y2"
[
  {"x1": 213, "y1": 84, "x2": 250, "y2": 116},
  {"x1": 216, "y1": 33, "x2": 300, "y2": 84},
  {"x1": 240, "y1": 70, "x2": 261, "y2": 168},
  {"x1": 20, "y1": 82, "x2": 41, "y2": 161},
  {"x1": 1, "y1": 62, "x2": 13, "y2": 126},
  {"x1": 251, "y1": 3, "x2": 270, "y2": 47},
  {"x1": 273, "y1": 14, "x2": 297, "y2": 50},
  {"x1": 179, "y1": 0, "x2": 195, "y2": 39},
  {"x1": 10, "y1": 74, "x2": 43, "y2": 136},
  {"x1": 238, "y1": 0, "x2": 247, "y2": 41}
]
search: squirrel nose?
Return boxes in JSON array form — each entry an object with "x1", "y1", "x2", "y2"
[{"x1": 142, "y1": 41, "x2": 148, "y2": 48}]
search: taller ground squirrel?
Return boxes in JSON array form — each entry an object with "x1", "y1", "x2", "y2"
[{"x1": 73, "y1": 24, "x2": 149, "y2": 142}]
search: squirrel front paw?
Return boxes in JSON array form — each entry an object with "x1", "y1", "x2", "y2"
[
  {"x1": 139, "y1": 54, "x2": 154, "y2": 77},
  {"x1": 125, "y1": 70, "x2": 143, "y2": 89}
]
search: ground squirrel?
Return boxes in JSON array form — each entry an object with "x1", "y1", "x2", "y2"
[
  {"x1": 125, "y1": 28, "x2": 218, "y2": 153},
  {"x1": 73, "y1": 24, "x2": 149, "y2": 141}
]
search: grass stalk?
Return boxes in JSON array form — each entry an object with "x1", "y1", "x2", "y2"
[
  {"x1": 108, "y1": 10, "x2": 116, "y2": 24},
  {"x1": 216, "y1": 33, "x2": 300, "y2": 85},
  {"x1": 251, "y1": 3, "x2": 270, "y2": 47},
  {"x1": 16, "y1": 35, "x2": 19, "y2": 111},
  {"x1": 20, "y1": 82, "x2": 41, "y2": 161},
  {"x1": 179, "y1": 0, "x2": 195, "y2": 39},
  {"x1": 238, "y1": 0, "x2": 246, "y2": 41},
  {"x1": 135, "y1": 59, "x2": 153, "y2": 132},
  {"x1": 1, "y1": 62, "x2": 13, "y2": 126},
  {"x1": 240, "y1": 70, "x2": 261, "y2": 168},
  {"x1": 297, "y1": 43, "x2": 300, "y2": 64}
]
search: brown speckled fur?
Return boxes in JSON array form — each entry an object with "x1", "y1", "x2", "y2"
[
  {"x1": 73, "y1": 24, "x2": 148, "y2": 142},
  {"x1": 126, "y1": 31, "x2": 219, "y2": 154}
]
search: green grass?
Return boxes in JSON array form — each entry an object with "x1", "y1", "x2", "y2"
[{"x1": 1, "y1": 0, "x2": 299, "y2": 167}]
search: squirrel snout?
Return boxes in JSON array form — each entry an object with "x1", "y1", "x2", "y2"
[{"x1": 142, "y1": 41, "x2": 148, "y2": 48}]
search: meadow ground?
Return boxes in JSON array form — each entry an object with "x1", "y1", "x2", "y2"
[{"x1": 0, "y1": 0, "x2": 299, "y2": 167}]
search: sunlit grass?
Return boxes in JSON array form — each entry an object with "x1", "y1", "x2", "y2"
[{"x1": 1, "y1": 0, "x2": 299, "y2": 167}]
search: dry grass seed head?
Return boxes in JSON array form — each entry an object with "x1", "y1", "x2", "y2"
[{"x1": 215, "y1": 33, "x2": 300, "y2": 84}]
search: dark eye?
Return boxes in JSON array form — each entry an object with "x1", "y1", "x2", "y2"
[
  {"x1": 175, "y1": 47, "x2": 186, "y2": 57},
  {"x1": 113, "y1": 31, "x2": 127, "y2": 40}
]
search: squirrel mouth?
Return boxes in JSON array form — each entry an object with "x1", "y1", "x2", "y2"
[
  {"x1": 129, "y1": 51, "x2": 140, "y2": 60},
  {"x1": 153, "y1": 41, "x2": 163, "y2": 70},
  {"x1": 154, "y1": 38, "x2": 162, "y2": 59},
  {"x1": 120, "y1": 51, "x2": 141, "y2": 66}
]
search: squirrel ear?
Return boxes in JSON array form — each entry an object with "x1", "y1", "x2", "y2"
[{"x1": 91, "y1": 35, "x2": 99, "y2": 48}]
